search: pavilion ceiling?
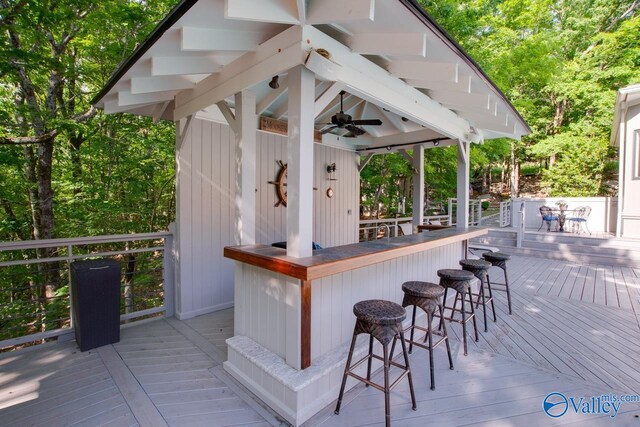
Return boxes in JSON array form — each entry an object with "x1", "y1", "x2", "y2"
[{"x1": 93, "y1": 0, "x2": 530, "y2": 152}]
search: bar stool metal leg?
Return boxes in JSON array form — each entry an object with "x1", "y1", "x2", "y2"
[
  {"x1": 467, "y1": 287, "x2": 479, "y2": 342},
  {"x1": 335, "y1": 330, "x2": 358, "y2": 415},
  {"x1": 439, "y1": 304, "x2": 454, "y2": 370},
  {"x1": 366, "y1": 335, "x2": 374, "y2": 386},
  {"x1": 426, "y1": 312, "x2": 435, "y2": 390},
  {"x1": 504, "y1": 266, "x2": 512, "y2": 315},
  {"x1": 399, "y1": 331, "x2": 417, "y2": 409},
  {"x1": 383, "y1": 343, "x2": 391, "y2": 427},
  {"x1": 486, "y1": 271, "x2": 497, "y2": 322},
  {"x1": 409, "y1": 306, "x2": 417, "y2": 354}
]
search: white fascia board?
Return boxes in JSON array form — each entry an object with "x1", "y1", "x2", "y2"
[
  {"x1": 152, "y1": 56, "x2": 223, "y2": 76},
  {"x1": 181, "y1": 27, "x2": 263, "y2": 52},
  {"x1": 130, "y1": 76, "x2": 195, "y2": 94},
  {"x1": 104, "y1": 99, "x2": 156, "y2": 114},
  {"x1": 388, "y1": 60, "x2": 458, "y2": 83},
  {"x1": 348, "y1": 33, "x2": 427, "y2": 57},
  {"x1": 302, "y1": 25, "x2": 470, "y2": 141},
  {"x1": 174, "y1": 26, "x2": 305, "y2": 121},
  {"x1": 306, "y1": 0, "x2": 375, "y2": 24},
  {"x1": 225, "y1": 0, "x2": 299, "y2": 24}
]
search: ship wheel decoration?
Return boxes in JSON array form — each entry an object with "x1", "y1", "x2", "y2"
[{"x1": 268, "y1": 160, "x2": 288, "y2": 207}]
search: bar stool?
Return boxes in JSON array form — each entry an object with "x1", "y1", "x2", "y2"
[
  {"x1": 436, "y1": 269, "x2": 478, "y2": 356},
  {"x1": 459, "y1": 259, "x2": 496, "y2": 332},
  {"x1": 482, "y1": 251, "x2": 513, "y2": 315},
  {"x1": 335, "y1": 300, "x2": 416, "y2": 427},
  {"x1": 390, "y1": 281, "x2": 454, "y2": 390}
]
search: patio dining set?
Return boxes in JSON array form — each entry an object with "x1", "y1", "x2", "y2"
[
  {"x1": 538, "y1": 205, "x2": 592, "y2": 234},
  {"x1": 334, "y1": 249, "x2": 513, "y2": 427}
]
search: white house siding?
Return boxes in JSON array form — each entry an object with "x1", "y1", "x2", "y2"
[
  {"x1": 175, "y1": 118, "x2": 360, "y2": 319},
  {"x1": 620, "y1": 104, "x2": 640, "y2": 238}
]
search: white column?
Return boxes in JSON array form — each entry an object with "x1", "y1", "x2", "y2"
[
  {"x1": 457, "y1": 139, "x2": 470, "y2": 229},
  {"x1": 286, "y1": 66, "x2": 315, "y2": 258},
  {"x1": 235, "y1": 90, "x2": 257, "y2": 245},
  {"x1": 412, "y1": 145, "x2": 425, "y2": 228}
]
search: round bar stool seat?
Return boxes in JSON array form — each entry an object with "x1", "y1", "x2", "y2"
[
  {"x1": 435, "y1": 269, "x2": 478, "y2": 356},
  {"x1": 336, "y1": 300, "x2": 416, "y2": 427},
  {"x1": 393, "y1": 281, "x2": 453, "y2": 390},
  {"x1": 459, "y1": 259, "x2": 496, "y2": 332},
  {"x1": 354, "y1": 299, "x2": 406, "y2": 326},
  {"x1": 483, "y1": 251, "x2": 513, "y2": 315}
]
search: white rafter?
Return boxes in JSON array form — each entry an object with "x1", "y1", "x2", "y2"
[
  {"x1": 302, "y1": 25, "x2": 470, "y2": 141},
  {"x1": 130, "y1": 76, "x2": 195, "y2": 95},
  {"x1": 388, "y1": 60, "x2": 458, "y2": 83},
  {"x1": 151, "y1": 56, "x2": 222, "y2": 76},
  {"x1": 174, "y1": 26, "x2": 304, "y2": 121},
  {"x1": 314, "y1": 82, "x2": 345, "y2": 117},
  {"x1": 225, "y1": 0, "x2": 299, "y2": 24},
  {"x1": 348, "y1": 33, "x2": 427, "y2": 57},
  {"x1": 429, "y1": 90, "x2": 491, "y2": 110},
  {"x1": 256, "y1": 76, "x2": 288, "y2": 115},
  {"x1": 406, "y1": 73, "x2": 472, "y2": 93},
  {"x1": 181, "y1": 27, "x2": 263, "y2": 52},
  {"x1": 118, "y1": 90, "x2": 176, "y2": 107},
  {"x1": 306, "y1": 0, "x2": 375, "y2": 24}
]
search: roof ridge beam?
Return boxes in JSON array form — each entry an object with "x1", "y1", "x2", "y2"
[{"x1": 174, "y1": 26, "x2": 304, "y2": 121}]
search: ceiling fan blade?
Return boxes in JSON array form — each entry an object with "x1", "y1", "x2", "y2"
[
  {"x1": 320, "y1": 125, "x2": 338, "y2": 134},
  {"x1": 351, "y1": 119, "x2": 382, "y2": 126},
  {"x1": 345, "y1": 124, "x2": 366, "y2": 136}
]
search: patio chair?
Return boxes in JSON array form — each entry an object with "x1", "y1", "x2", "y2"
[
  {"x1": 567, "y1": 206, "x2": 592, "y2": 235},
  {"x1": 538, "y1": 206, "x2": 559, "y2": 232}
]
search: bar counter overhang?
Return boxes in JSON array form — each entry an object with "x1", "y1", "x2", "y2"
[{"x1": 223, "y1": 227, "x2": 488, "y2": 425}]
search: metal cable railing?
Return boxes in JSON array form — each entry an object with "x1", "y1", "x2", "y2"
[{"x1": 0, "y1": 231, "x2": 174, "y2": 350}]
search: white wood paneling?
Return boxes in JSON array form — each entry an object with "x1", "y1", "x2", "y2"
[{"x1": 176, "y1": 119, "x2": 359, "y2": 319}]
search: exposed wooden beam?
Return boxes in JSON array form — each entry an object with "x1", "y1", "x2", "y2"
[
  {"x1": 152, "y1": 56, "x2": 222, "y2": 76},
  {"x1": 302, "y1": 25, "x2": 470, "y2": 141},
  {"x1": 296, "y1": 0, "x2": 306, "y2": 22},
  {"x1": 316, "y1": 94, "x2": 364, "y2": 124},
  {"x1": 307, "y1": 0, "x2": 375, "y2": 24},
  {"x1": 152, "y1": 100, "x2": 173, "y2": 123},
  {"x1": 225, "y1": 0, "x2": 299, "y2": 24},
  {"x1": 388, "y1": 60, "x2": 458, "y2": 83},
  {"x1": 181, "y1": 27, "x2": 262, "y2": 52},
  {"x1": 177, "y1": 114, "x2": 194, "y2": 151},
  {"x1": 371, "y1": 128, "x2": 443, "y2": 146},
  {"x1": 348, "y1": 33, "x2": 427, "y2": 57},
  {"x1": 406, "y1": 73, "x2": 472, "y2": 93},
  {"x1": 131, "y1": 76, "x2": 194, "y2": 95},
  {"x1": 399, "y1": 149, "x2": 413, "y2": 163},
  {"x1": 315, "y1": 82, "x2": 345, "y2": 117},
  {"x1": 376, "y1": 106, "x2": 409, "y2": 133},
  {"x1": 413, "y1": 145, "x2": 425, "y2": 227},
  {"x1": 217, "y1": 100, "x2": 238, "y2": 132},
  {"x1": 256, "y1": 76, "x2": 288, "y2": 115},
  {"x1": 104, "y1": 100, "x2": 154, "y2": 114},
  {"x1": 174, "y1": 26, "x2": 304, "y2": 121},
  {"x1": 118, "y1": 90, "x2": 176, "y2": 107},
  {"x1": 359, "y1": 153, "x2": 375, "y2": 172}
]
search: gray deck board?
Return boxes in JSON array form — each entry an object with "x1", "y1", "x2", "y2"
[{"x1": 3, "y1": 254, "x2": 640, "y2": 427}]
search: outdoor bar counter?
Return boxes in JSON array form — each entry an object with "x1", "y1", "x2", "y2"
[{"x1": 223, "y1": 226, "x2": 488, "y2": 425}]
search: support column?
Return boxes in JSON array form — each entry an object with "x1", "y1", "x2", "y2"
[
  {"x1": 457, "y1": 139, "x2": 470, "y2": 229},
  {"x1": 234, "y1": 91, "x2": 257, "y2": 245},
  {"x1": 286, "y1": 65, "x2": 315, "y2": 258},
  {"x1": 412, "y1": 145, "x2": 424, "y2": 228}
]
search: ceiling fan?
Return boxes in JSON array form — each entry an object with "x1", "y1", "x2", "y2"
[{"x1": 318, "y1": 91, "x2": 382, "y2": 137}]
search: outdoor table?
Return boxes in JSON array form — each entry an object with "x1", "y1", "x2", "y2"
[{"x1": 548, "y1": 209, "x2": 576, "y2": 232}]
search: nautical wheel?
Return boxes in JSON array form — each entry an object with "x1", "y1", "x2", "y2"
[{"x1": 268, "y1": 160, "x2": 288, "y2": 207}]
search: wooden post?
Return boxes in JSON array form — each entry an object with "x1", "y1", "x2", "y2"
[
  {"x1": 457, "y1": 140, "x2": 470, "y2": 229},
  {"x1": 286, "y1": 65, "x2": 315, "y2": 258},
  {"x1": 235, "y1": 90, "x2": 257, "y2": 245},
  {"x1": 412, "y1": 145, "x2": 424, "y2": 228},
  {"x1": 301, "y1": 280, "x2": 311, "y2": 369}
]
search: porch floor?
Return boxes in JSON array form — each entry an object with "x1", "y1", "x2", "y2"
[{"x1": 2, "y1": 255, "x2": 640, "y2": 426}]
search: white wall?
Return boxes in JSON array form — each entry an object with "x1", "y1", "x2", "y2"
[
  {"x1": 175, "y1": 118, "x2": 360, "y2": 319},
  {"x1": 619, "y1": 104, "x2": 640, "y2": 238},
  {"x1": 512, "y1": 197, "x2": 618, "y2": 233}
]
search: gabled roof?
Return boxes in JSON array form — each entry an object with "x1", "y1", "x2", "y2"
[
  {"x1": 611, "y1": 83, "x2": 640, "y2": 146},
  {"x1": 93, "y1": 0, "x2": 530, "y2": 151}
]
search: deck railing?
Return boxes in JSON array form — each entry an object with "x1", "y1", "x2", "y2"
[
  {"x1": 358, "y1": 215, "x2": 452, "y2": 241},
  {"x1": 0, "y1": 230, "x2": 174, "y2": 350}
]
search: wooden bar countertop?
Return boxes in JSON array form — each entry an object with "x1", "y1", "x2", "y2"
[{"x1": 224, "y1": 226, "x2": 488, "y2": 282}]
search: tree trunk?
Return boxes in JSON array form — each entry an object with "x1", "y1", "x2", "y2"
[{"x1": 510, "y1": 145, "x2": 517, "y2": 198}]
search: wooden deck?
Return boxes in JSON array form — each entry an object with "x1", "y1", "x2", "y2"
[{"x1": 2, "y1": 255, "x2": 640, "y2": 426}]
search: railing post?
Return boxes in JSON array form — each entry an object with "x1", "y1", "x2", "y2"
[
  {"x1": 448, "y1": 198, "x2": 454, "y2": 225},
  {"x1": 516, "y1": 202, "x2": 525, "y2": 248},
  {"x1": 67, "y1": 244, "x2": 74, "y2": 330},
  {"x1": 163, "y1": 225, "x2": 176, "y2": 317}
]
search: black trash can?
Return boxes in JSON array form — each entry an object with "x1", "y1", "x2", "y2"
[{"x1": 70, "y1": 259, "x2": 121, "y2": 351}]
